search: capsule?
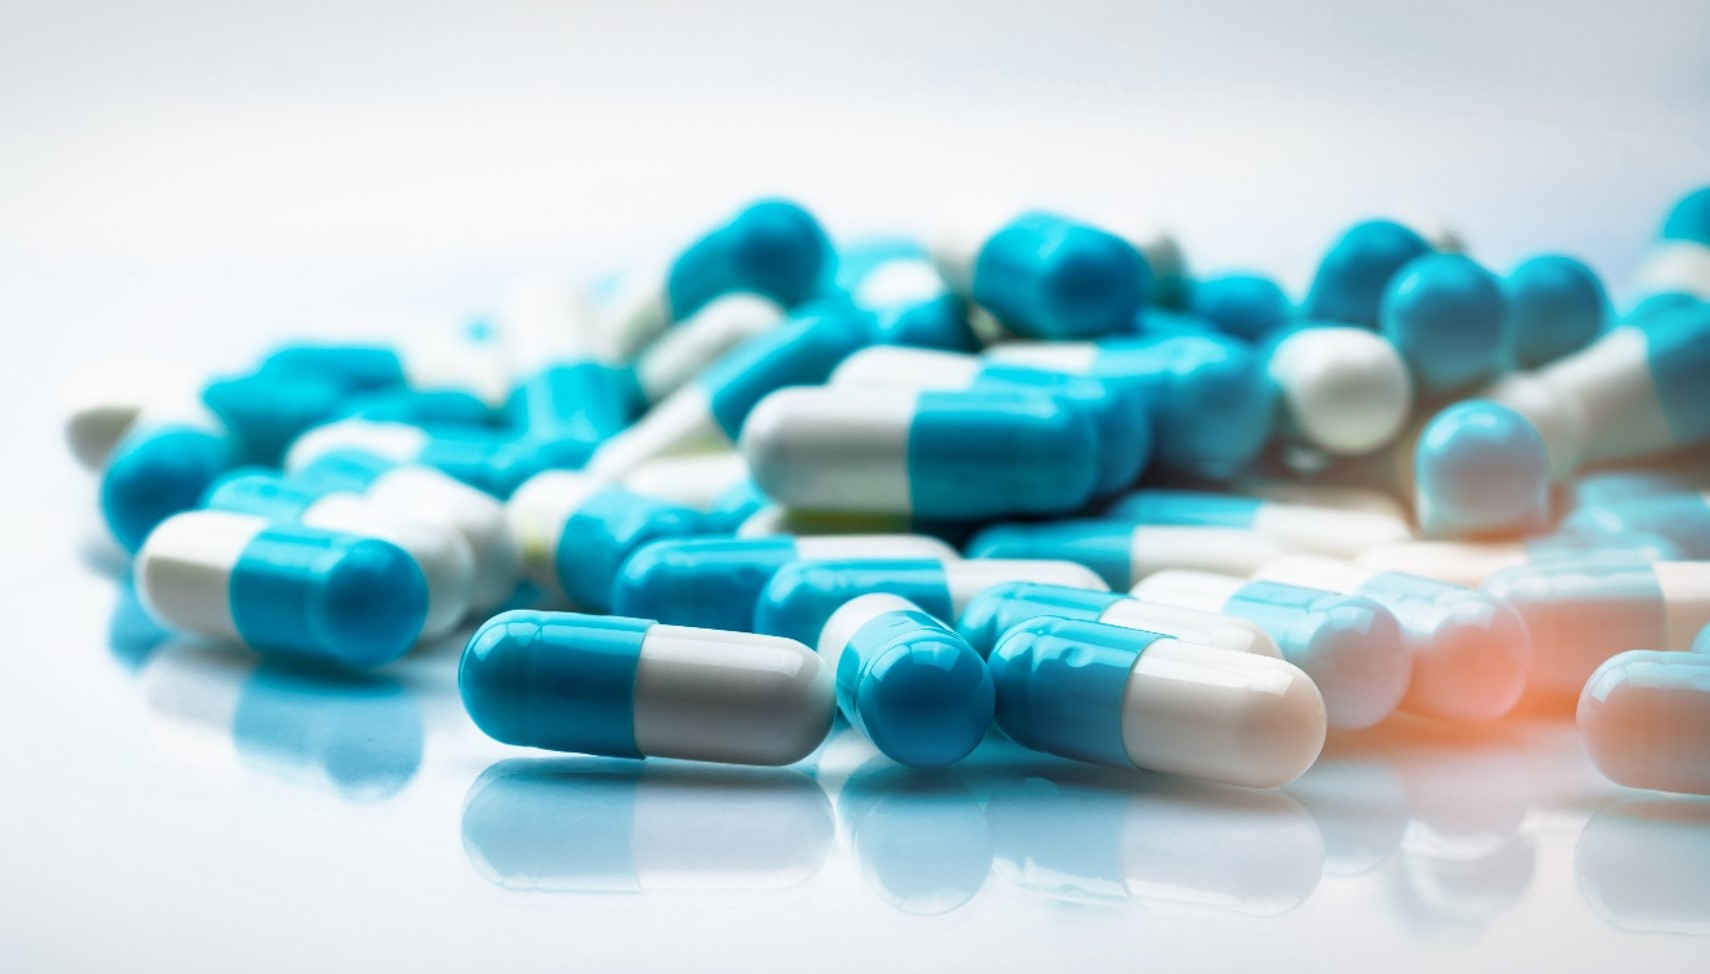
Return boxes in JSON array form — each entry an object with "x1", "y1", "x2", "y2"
[
  {"x1": 205, "y1": 472, "x2": 474, "y2": 639},
  {"x1": 1414, "y1": 303, "x2": 1710, "y2": 536},
  {"x1": 931, "y1": 209, "x2": 1149, "y2": 340},
  {"x1": 1265, "y1": 325, "x2": 1413, "y2": 456},
  {"x1": 1483, "y1": 560, "x2": 1710, "y2": 701},
  {"x1": 100, "y1": 399, "x2": 236, "y2": 552},
  {"x1": 814, "y1": 594, "x2": 994, "y2": 769},
  {"x1": 1579, "y1": 651, "x2": 1710, "y2": 795},
  {"x1": 290, "y1": 449, "x2": 519, "y2": 611},
  {"x1": 1502, "y1": 255, "x2": 1608, "y2": 371},
  {"x1": 742, "y1": 386, "x2": 1101, "y2": 519},
  {"x1": 985, "y1": 333, "x2": 1275, "y2": 479},
  {"x1": 1561, "y1": 491, "x2": 1710, "y2": 558},
  {"x1": 136, "y1": 510, "x2": 429, "y2": 668},
  {"x1": 1357, "y1": 533, "x2": 1681, "y2": 588},
  {"x1": 734, "y1": 506, "x2": 977, "y2": 548},
  {"x1": 338, "y1": 387, "x2": 501, "y2": 427},
  {"x1": 968, "y1": 521, "x2": 1294, "y2": 590},
  {"x1": 460, "y1": 610, "x2": 834, "y2": 765},
  {"x1": 1632, "y1": 186, "x2": 1710, "y2": 303},
  {"x1": 583, "y1": 310, "x2": 869, "y2": 482},
  {"x1": 754, "y1": 558, "x2": 1108, "y2": 645},
  {"x1": 618, "y1": 452, "x2": 752, "y2": 513},
  {"x1": 1565, "y1": 464, "x2": 1710, "y2": 511},
  {"x1": 1131, "y1": 570, "x2": 1411, "y2": 730},
  {"x1": 988, "y1": 618, "x2": 1326, "y2": 788},
  {"x1": 612, "y1": 534, "x2": 960, "y2": 631},
  {"x1": 286, "y1": 418, "x2": 581, "y2": 498},
  {"x1": 955, "y1": 582, "x2": 1282, "y2": 659},
  {"x1": 630, "y1": 293, "x2": 787, "y2": 403},
  {"x1": 831, "y1": 345, "x2": 1152, "y2": 496},
  {"x1": 507, "y1": 470, "x2": 708, "y2": 611},
  {"x1": 597, "y1": 199, "x2": 834, "y2": 359},
  {"x1": 261, "y1": 326, "x2": 510, "y2": 405},
  {"x1": 1187, "y1": 272, "x2": 1293, "y2": 344},
  {"x1": 835, "y1": 245, "x2": 979, "y2": 351},
  {"x1": 62, "y1": 361, "x2": 199, "y2": 471},
  {"x1": 1253, "y1": 554, "x2": 1530, "y2": 722},
  {"x1": 1380, "y1": 253, "x2": 1505, "y2": 398},
  {"x1": 202, "y1": 371, "x2": 354, "y2": 466},
  {"x1": 495, "y1": 276, "x2": 640, "y2": 445},
  {"x1": 1303, "y1": 219, "x2": 1433, "y2": 329},
  {"x1": 1102, "y1": 489, "x2": 1413, "y2": 558}
]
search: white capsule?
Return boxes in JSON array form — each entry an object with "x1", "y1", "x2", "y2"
[{"x1": 62, "y1": 361, "x2": 200, "y2": 471}]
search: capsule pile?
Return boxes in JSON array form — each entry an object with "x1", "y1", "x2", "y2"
[{"x1": 67, "y1": 191, "x2": 1710, "y2": 793}]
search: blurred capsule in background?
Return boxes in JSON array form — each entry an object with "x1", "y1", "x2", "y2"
[
  {"x1": 629, "y1": 293, "x2": 788, "y2": 403},
  {"x1": 62, "y1": 362, "x2": 199, "y2": 472},
  {"x1": 1381, "y1": 254, "x2": 1506, "y2": 399},
  {"x1": 461, "y1": 759, "x2": 832, "y2": 896},
  {"x1": 1485, "y1": 560, "x2": 1710, "y2": 702},
  {"x1": 290, "y1": 449, "x2": 518, "y2": 611},
  {"x1": 1415, "y1": 301, "x2": 1710, "y2": 537},
  {"x1": 462, "y1": 611, "x2": 834, "y2": 765},
  {"x1": 969, "y1": 521, "x2": 1293, "y2": 590},
  {"x1": 755, "y1": 557, "x2": 1107, "y2": 646},
  {"x1": 137, "y1": 510, "x2": 429, "y2": 668},
  {"x1": 596, "y1": 198, "x2": 834, "y2": 359},
  {"x1": 618, "y1": 452, "x2": 751, "y2": 515},
  {"x1": 610, "y1": 534, "x2": 956, "y2": 630},
  {"x1": 141, "y1": 640, "x2": 424, "y2": 801},
  {"x1": 932, "y1": 208, "x2": 1150, "y2": 340},
  {"x1": 205, "y1": 472, "x2": 474, "y2": 639},
  {"x1": 955, "y1": 582, "x2": 1282, "y2": 659},
  {"x1": 1578, "y1": 651, "x2": 1710, "y2": 795},
  {"x1": 1357, "y1": 532, "x2": 1681, "y2": 588},
  {"x1": 988, "y1": 617, "x2": 1325, "y2": 788},
  {"x1": 1560, "y1": 489, "x2": 1710, "y2": 558},
  {"x1": 1265, "y1": 325, "x2": 1414, "y2": 457},
  {"x1": 1631, "y1": 185, "x2": 1710, "y2": 304},
  {"x1": 814, "y1": 594, "x2": 994, "y2": 769},
  {"x1": 1187, "y1": 272, "x2": 1293, "y2": 344},
  {"x1": 1132, "y1": 570, "x2": 1411, "y2": 730},
  {"x1": 1252, "y1": 554, "x2": 1529, "y2": 722},
  {"x1": 1101, "y1": 488, "x2": 1414, "y2": 558},
  {"x1": 742, "y1": 386, "x2": 1101, "y2": 520},
  {"x1": 1304, "y1": 219, "x2": 1434, "y2": 329},
  {"x1": 1501, "y1": 255, "x2": 1608, "y2": 372},
  {"x1": 287, "y1": 418, "x2": 577, "y2": 498},
  {"x1": 507, "y1": 471, "x2": 709, "y2": 611},
  {"x1": 99, "y1": 390, "x2": 239, "y2": 552},
  {"x1": 1576, "y1": 798, "x2": 1710, "y2": 936}
]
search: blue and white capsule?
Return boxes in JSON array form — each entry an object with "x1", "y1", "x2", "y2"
[
  {"x1": 932, "y1": 208, "x2": 1149, "y2": 340},
  {"x1": 754, "y1": 557, "x2": 1108, "y2": 646},
  {"x1": 954, "y1": 582, "x2": 1282, "y2": 659},
  {"x1": 63, "y1": 362, "x2": 201, "y2": 471},
  {"x1": 989, "y1": 617, "x2": 1326, "y2": 788},
  {"x1": 290, "y1": 449, "x2": 519, "y2": 611},
  {"x1": 136, "y1": 510, "x2": 429, "y2": 668},
  {"x1": 835, "y1": 242, "x2": 978, "y2": 351},
  {"x1": 1561, "y1": 491, "x2": 1710, "y2": 559},
  {"x1": 205, "y1": 472, "x2": 474, "y2": 639},
  {"x1": 985, "y1": 332, "x2": 1276, "y2": 479},
  {"x1": 506, "y1": 470, "x2": 709, "y2": 612},
  {"x1": 1304, "y1": 219, "x2": 1433, "y2": 329},
  {"x1": 831, "y1": 345, "x2": 1152, "y2": 496},
  {"x1": 460, "y1": 610, "x2": 834, "y2": 765},
  {"x1": 742, "y1": 386, "x2": 1101, "y2": 519},
  {"x1": 99, "y1": 394, "x2": 236, "y2": 552},
  {"x1": 1380, "y1": 253, "x2": 1506, "y2": 398},
  {"x1": 596, "y1": 198, "x2": 834, "y2": 359},
  {"x1": 1483, "y1": 560, "x2": 1710, "y2": 701},
  {"x1": 814, "y1": 594, "x2": 995, "y2": 769},
  {"x1": 1253, "y1": 554, "x2": 1530, "y2": 722},
  {"x1": 1502, "y1": 255, "x2": 1608, "y2": 371},
  {"x1": 1415, "y1": 303, "x2": 1710, "y2": 537},
  {"x1": 583, "y1": 310, "x2": 870, "y2": 481},
  {"x1": 618, "y1": 452, "x2": 753, "y2": 515},
  {"x1": 611, "y1": 534, "x2": 961, "y2": 632},
  {"x1": 1579, "y1": 650, "x2": 1710, "y2": 796},
  {"x1": 1265, "y1": 325, "x2": 1413, "y2": 456},
  {"x1": 287, "y1": 418, "x2": 575, "y2": 498},
  {"x1": 968, "y1": 521, "x2": 1294, "y2": 590},
  {"x1": 1632, "y1": 186, "x2": 1710, "y2": 303},
  {"x1": 1131, "y1": 570, "x2": 1412, "y2": 731},
  {"x1": 628, "y1": 293, "x2": 787, "y2": 403},
  {"x1": 1103, "y1": 489, "x2": 1414, "y2": 559}
]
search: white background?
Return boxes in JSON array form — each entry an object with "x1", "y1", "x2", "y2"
[{"x1": 3, "y1": 2, "x2": 1710, "y2": 971}]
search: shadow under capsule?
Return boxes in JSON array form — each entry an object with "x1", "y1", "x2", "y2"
[
  {"x1": 1577, "y1": 797, "x2": 1710, "y2": 937},
  {"x1": 836, "y1": 758, "x2": 995, "y2": 917},
  {"x1": 140, "y1": 639, "x2": 423, "y2": 802},
  {"x1": 460, "y1": 758, "x2": 834, "y2": 897}
]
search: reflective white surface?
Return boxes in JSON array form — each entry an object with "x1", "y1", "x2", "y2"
[{"x1": 5, "y1": 2, "x2": 1710, "y2": 970}]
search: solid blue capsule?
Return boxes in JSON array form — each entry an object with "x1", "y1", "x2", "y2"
[
  {"x1": 135, "y1": 509, "x2": 429, "y2": 668},
  {"x1": 753, "y1": 557, "x2": 1108, "y2": 646},
  {"x1": 507, "y1": 470, "x2": 710, "y2": 612},
  {"x1": 459, "y1": 610, "x2": 834, "y2": 765},
  {"x1": 1304, "y1": 219, "x2": 1433, "y2": 328},
  {"x1": 815, "y1": 594, "x2": 994, "y2": 768},
  {"x1": 1131, "y1": 570, "x2": 1411, "y2": 731},
  {"x1": 1501, "y1": 255, "x2": 1608, "y2": 371},
  {"x1": 934, "y1": 211, "x2": 1150, "y2": 340},
  {"x1": 1381, "y1": 253, "x2": 1506, "y2": 397},
  {"x1": 1187, "y1": 272, "x2": 1294, "y2": 344},
  {"x1": 610, "y1": 534, "x2": 960, "y2": 631}
]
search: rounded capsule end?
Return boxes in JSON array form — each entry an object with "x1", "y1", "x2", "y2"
[
  {"x1": 1414, "y1": 400, "x2": 1551, "y2": 539},
  {"x1": 307, "y1": 538, "x2": 429, "y2": 668},
  {"x1": 857, "y1": 638, "x2": 995, "y2": 769}
]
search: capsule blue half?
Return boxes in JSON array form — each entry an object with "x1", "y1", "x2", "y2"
[
  {"x1": 1304, "y1": 219, "x2": 1433, "y2": 328},
  {"x1": 1381, "y1": 253, "x2": 1506, "y2": 398},
  {"x1": 1501, "y1": 255, "x2": 1608, "y2": 371},
  {"x1": 945, "y1": 212, "x2": 1150, "y2": 340}
]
